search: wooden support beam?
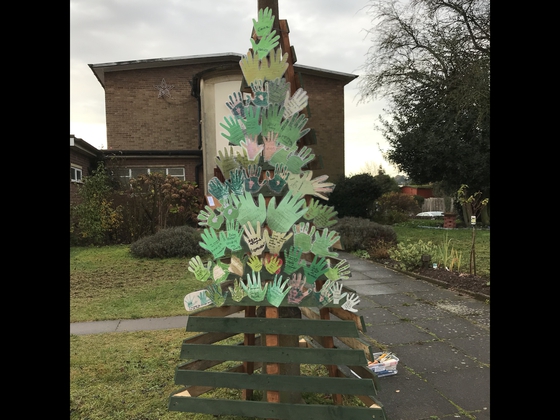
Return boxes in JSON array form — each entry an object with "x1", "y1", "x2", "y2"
[
  {"x1": 243, "y1": 306, "x2": 256, "y2": 400},
  {"x1": 265, "y1": 306, "x2": 280, "y2": 407}
]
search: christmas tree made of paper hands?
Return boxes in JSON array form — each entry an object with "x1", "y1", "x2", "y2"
[{"x1": 183, "y1": 7, "x2": 360, "y2": 313}]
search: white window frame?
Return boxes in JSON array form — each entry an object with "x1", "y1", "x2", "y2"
[
  {"x1": 116, "y1": 167, "x2": 186, "y2": 187},
  {"x1": 70, "y1": 165, "x2": 83, "y2": 183}
]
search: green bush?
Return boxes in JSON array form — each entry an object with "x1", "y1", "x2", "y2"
[
  {"x1": 129, "y1": 225, "x2": 204, "y2": 259},
  {"x1": 372, "y1": 192, "x2": 422, "y2": 225},
  {"x1": 335, "y1": 217, "x2": 397, "y2": 252},
  {"x1": 388, "y1": 239, "x2": 437, "y2": 271},
  {"x1": 328, "y1": 173, "x2": 383, "y2": 219}
]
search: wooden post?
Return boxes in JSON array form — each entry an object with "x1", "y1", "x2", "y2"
[
  {"x1": 242, "y1": 305, "x2": 256, "y2": 400},
  {"x1": 265, "y1": 305, "x2": 280, "y2": 408}
]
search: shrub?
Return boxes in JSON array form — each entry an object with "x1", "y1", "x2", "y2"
[
  {"x1": 388, "y1": 239, "x2": 437, "y2": 271},
  {"x1": 372, "y1": 192, "x2": 421, "y2": 225},
  {"x1": 129, "y1": 225, "x2": 205, "y2": 259},
  {"x1": 335, "y1": 217, "x2": 397, "y2": 253},
  {"x1": 328, "y1": 173, "x2": 383, "y2": 219}
]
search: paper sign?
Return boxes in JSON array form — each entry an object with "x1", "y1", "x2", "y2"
[
  {"x1": 184, "y1": 290, "x2": 213, "y2": 312},
  {"x1": 205, "y1": 195, "x2": 220, "y2": 210}
]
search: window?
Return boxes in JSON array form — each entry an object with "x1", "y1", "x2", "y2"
[
  {"x1": 71, "y1": 166, "x2": 82, "y2": 182},
  {"x1": 115, "y1": 167, "x2": 185, "y2": 187}
]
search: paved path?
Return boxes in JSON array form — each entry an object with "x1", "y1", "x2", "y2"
[{"x1": 71, "y1": 251, "x2": 490, "y2": 420}]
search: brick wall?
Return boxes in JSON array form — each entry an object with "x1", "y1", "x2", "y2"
[{"x1": 70, "y1": 148, "x2": 95, "y2": 206}]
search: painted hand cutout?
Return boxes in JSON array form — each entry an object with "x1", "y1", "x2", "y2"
[
  {"x1": 240, "y1": 105, "x2": 262, "y2": 137},
  {"x1": 283, "y1": 88, "x2": 308, "y2": 118},
  {"x1": 264, "y1": 163, "x2": 289, "y2": 194},
  {"x1": 224, "y1": 219, "x2": 244, "y2": 252},
  {"x1": 286, "y1": 171, "x2": 335, "y2": 201},
  {"x1": 219, "y1": 201, "x2": 239, "y2": 221},
  {"x1": 287, "y1": 272, "x2": 312, "y2": 304},
  {"x1": 243, "y1": 220, "x2": 266, "y2": 256},
  {"x1": 342, "y1": 292, "x2": 360, "y2": 312},
  {"x1": 292, "y1": 222, "x2": 316, "y2": 253},
  {"x1": 205, "y1": 283, "x2": 228, "y2": 307},
  {"x1": 261, "y1": 104, "x2": 285, "y2": 137},
  {"x1": 266, "y1": 274, "x2": 291, "y2": 307},
  {"x1": 264, "y1": 253, "x2": 283, "y2": 274},
  {"x1": 329, "y1": 280, "x2": 348, "y2": 304},
  {"x1": 250, "y1": 29, "x2": 280, "y2": 58},
  {"x1": 228, "y1": 278, "x2": 246, "y2": 302},
  {"x1": 312, "y1": 282, "x2": 334, "y2": 307},
  {"x1": 283, "y1": 245, "x2": 306, "y2": 275},
  {"x1": 244, "y1": 164, "x2": 267, "y2": 194},
  {"x1": 242, "y1": 271, "x2": 268, "y2": 302},
  {"x1": 197, "y1": 205, "x2": 224, "y2": 230},
  {"x1": 249, "y1": 80, "x2": 269, "y2": 107},
  {"x1": 262, "y1": 131, "x2": 283, "y2": 162},
  {"x1": 277, "y1": 113, "x2": 310, "y2": 149},
  {"x1": 303, "y1": 254, "x2": 329, "y2": 284},
  {"x1": 264, "y1": 229, "x2": 293, "y2": 255},
  {"x1": 225, "y1": 92, "x2": 246, "y2": 119},
  {"x1": 226, "y1": 167, "x2": 246, "y2": 196},
  {"x1": 188, "y1": 256, "x2": 212, "y2": 282},
  {"x1": 252, "y1": 7, "x2": 275, "y2": 37},
  {"x1": 312, "y1": 204, "x2": 338, "y2": 229},
  {"x1": 208, "y1": 177, "x2": 230, "y2": 203},
  {"x1": 247, "y1": 255, "x2": 263, "y2": 272},
  {"x1": 232, "y1": 192, "x2": 267, "y2": 227},
  {"x1": 267, "y1": 77, "x2": 290, "y2": 105},
  {"x1": 215, "y1": 146, "x2": 240, "y2": 180},
  {"x1": 325, "y1": 259, "x2": 351, "y2": 281},
  {"x1": 266, "y1": 190, "x2": 307, "y2": 233},
  {"x1": 240, "y1": 135, "x2": 264, "y2": 162},
  {"x1": 310, "y1": 228, "x2": 340, "y2": 258},
  {"x1": 285, "y1": 146, "x2": 315, "y2": 174},
  {"x1": 212, "y1": 259, "x2": 230, "y2": 284},
  {"x1": 200, "y1": 228, "x2": 227, "y2": 259},
  {"x1": 220, "y1": 116, "x2": 245, "y2": 146}
]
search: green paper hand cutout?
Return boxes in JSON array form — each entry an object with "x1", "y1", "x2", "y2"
[
  {"x1": 226, "y1": 167, "x2": 246, "y2": 196},
  {"x1": 208, "y1": 177, "x2": 230, "y2": 203},
  {"x1": 310, "y1": 228, "x2": 340, "y2": 258},
  {"x1": 269, "y1": 144, "x2": 298, "y2": 168},
  {"x1": 219, "y1": 201, "x2": 239, "y2": 221},
  {"x1": 264, "y1": 253, "x2": 283, "y2": 274},
  {"x1": 205, "y1": 283, "x2": 228, "y2": 307},
  {"x1": 235, "y1": 147, "x2": 253, "y2": 170},
  {"x1": 242, "y1": 271, "x2": 268, "y2": 302},
  {"x1": 312, "y1": 282, "x2": 334, "y2": 307},
  {"x1": 243, "y1": 220, "x2": 266, "y2": 256},
  {"x1": 239, "y1": 50, "x2": 262, "y2": 87},
  {"x1": 244, "y1": 164, "x2": 267, "y2": 194},
  {"x1": 286, "y1": 171, "x2": 335, "y2": 201},
  {"x1": 232, "y1": 192, "x2": 267, "y2": 227},
  {"x1": 212, "y1": 259, "x2": 230, "y2": 284},
  {"x1": 292, "y1": 222, "x2": 316, "y2": 253},
  {"x1": 266, "y1": 190, "x2": 307, "y2": 233},
  {"x1": 287, "y1": 272, "x2": 312, "y2": 304},
  {"x1": 228, "y1": 278, "x2": 246, "y2": 302},
  {"x1": 200, "y1": 228, "x2": 227, "y2": 259},
  {"x1": 267, "y1": 77, "x2": 290, "y2": 105},
  {"x1": 283, "y1": 245, "x2": 306, "y2": 275},
  {"x1": 342, "y1": 292, "x2": 360, "y2": 312},
  {"x1": 262, "y1": 131, "x2": 282, "y2": 162},
  {"x1": 240, "y1": 135, "x2": 264, "y2": 161},
  {"x1": 225, "y1": 219, "x2": 244, "y2": 252},
  {"x1": 303, "y1": 198, "x2": 322, "y2": 221},
  {"x1": 197, "y1": 205, "x2": 224, "y2": 230},
  {"x1": 241, "y1": 105, "x2": 262, "y2": 136},
  {"x1": 215, "y1": 146, "x2": 240, "y2": 180},
  {"x1": 252, "y1": 7, "x2": 275, "y2": 37},
  {"x1": 264, "y1": 49, "x2": 289, "y2": 81},
  {"x1": 198, "y1": 290, "x2": 210, "y2": 306},
  {"x1": 261, "y1": 103, "x2": 285, "y2": 136},
  {"x1": 266, "y1": 274, "x2": 291, "y2": 307},
  {"x1": 250, "y1": 80, "x2": 269, "y2": 107},
  {"x1": 285, "y1": 146, "x2": 315, "y2": 174},
  {"x1": 264, "y1": 229, "x2": 293, "y2": 254},
  {"x1": 225, "y1": 92, "x2": 246, "y2": 119},
  {"x1": 283, "y1": 88, "x2": 309, "y2": 118},
  {"x1": 188, "y1": 256, "x2": 212, "y2": 282},
  {"x1": 325, "y1": 259, "x2": 351, "y2": 281},
  {"x1": 247, "y1": 255, "x2": 263, "y2": 272},
  {"x1": 220, "y1": 116, "x2": 245, "y2": 146},
  {"x1": 303, "y1": 254, "x2": 329, "y2": 284},
  {"x1": 277, "y1": 113, "x2": 310, "y2": 149},
  {"x1": 250, "y1": 30, "x2": 280, "y2": 58},
  {"x1": 312, "y1": 204, "x2": 338, "y2": 229},
  {"x1": 265, "y1": 163, "x2": 289, "y2": 194}
]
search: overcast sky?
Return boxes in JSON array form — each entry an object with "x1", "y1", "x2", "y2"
[{"x1": 70, "y1": 0, "x2": 400, "y2": 176}]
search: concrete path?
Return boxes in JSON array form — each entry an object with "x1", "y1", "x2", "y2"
[{"x1": 71, "y1": 251, "x2": 490, "y2": 420}]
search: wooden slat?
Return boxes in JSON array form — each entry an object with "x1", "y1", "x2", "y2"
[
  {"x1": 174, "y1": 370, "x2": 376, "y2": 395},
  {"x1": 180, "y1": 344, "x2": 368, "y2": 366},
  {"x1": 243, "y1": 305, "x2": 256, "y2": 400},
  {"x1": 328, "y1": 307, "x2": 367, "y2": 333},
  {"x1": 186, "y1": 316, "x2": 359, "y2": 337},
  {"x1": 182, "y1": 331, "x2": 237, "y2": 345},
  {"x1": 189, "y1": 305, "x2": 245, "y2": 317},
  {"x1": 168, "y1": 395, "x2": 387, "y2": 420}
]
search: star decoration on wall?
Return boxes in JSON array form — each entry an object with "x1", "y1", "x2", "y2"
[{"x1": 154, "y1": 78, "x2": 174, "y2": 98}]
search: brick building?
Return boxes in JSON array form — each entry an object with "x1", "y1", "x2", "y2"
[
  {"x1": 88, "y1": 53, "x2": 357, "y2": 193},
  {"x1": 70, "y1": 134, "x2": 103, "y2": 205}
]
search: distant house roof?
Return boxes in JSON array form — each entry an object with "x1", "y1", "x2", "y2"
[
  {"x1": 89, "y1": 52, "x2": 358, "y2": 88},
  {"x1": 70, "y1": 134, "x2": 100, "y2": 158}
]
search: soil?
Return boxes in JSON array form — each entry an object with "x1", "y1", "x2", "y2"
[{"x1": 372, "y1": 258, "x2": 490, "y2": 299}]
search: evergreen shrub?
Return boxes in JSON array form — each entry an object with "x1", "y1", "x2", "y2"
[
  {"x1": 335, "y1": 217, "x2": 397, "y2": 252},
  {"x1": 129, "y1": 225, "x2": 204, "y2": 259}
]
